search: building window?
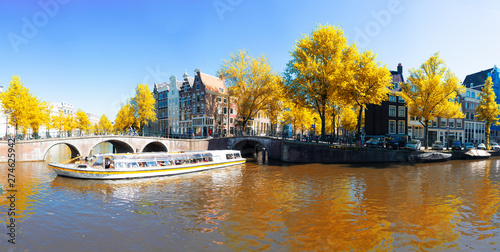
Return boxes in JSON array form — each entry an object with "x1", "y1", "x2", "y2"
[
  {"x1": 398, "y1": 121, "x2": 405, "y2": 134},
  {"x1": 432, "y1": 120, "x2": 437, "y2": 127},
  {"x1": 457, "y1": 119, "x2": 462, "y2": 128},
  {"x1": 389, "y1": 120, "x2": 396, "y2": 134},
  {"x1": 440, "y1": 119, "x2": 447, "y2": 128},
  {"x1": 472, "y1": 92, "x2": 476, "y2": 99},
  {"x1": 389, "y1": 106, "x2": 396, "y2": 117},
  {"x1": 398, "y1": 96, "x2": 405, "y2": 103},
  {"x1": 393, "y1": 82, "x2": 399, "y2": 90},
  {"x1": 398, "y1": 106, "x2": 405, "y2": 117},
  {"x1": 449, "y1": 120, "x2": 454, "y2": 128},
  {"x1": 389, "y1": 94, "x2": 396, "y2": 102},
  {"x1": 466, "y1": 102, "x2": 470, "y2": 109}
]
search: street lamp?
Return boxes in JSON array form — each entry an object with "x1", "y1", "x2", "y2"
[
  {"x1": 331, "y1": 113, "x2": 334, "y2": 143},
  {"x1": 313, "y1": 117, "x2": 317, "y2": 142}
]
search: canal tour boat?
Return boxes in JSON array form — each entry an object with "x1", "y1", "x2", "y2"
[{"x1": 48, "y1": 150, "x2": 245, "y2": 180}]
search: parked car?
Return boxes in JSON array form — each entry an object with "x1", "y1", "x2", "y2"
[
  {"x1": 386, "y1": 135, "x2": 408, "y2": 149},
  {"x1": 405, "y1": 140, "x2": 421, "y2": 151},
  {"x1": 464, "y1": 142, "x2": 475, "y2": 150},
  {"x1": 452, "y1": 141, "x2": 462, "y2": 150},
  {"x1": 491, "y1": 142, "x2": 500, "y2": 150},
  {"x1": 432, "y1": 141, "x2": 444, "y2": 150},
  {"x1": 477, "y1": 143, "x2": 486, "y2": 150},
  {"x1": 366, "y1": 137, "x2": 385, "y2": 148}
]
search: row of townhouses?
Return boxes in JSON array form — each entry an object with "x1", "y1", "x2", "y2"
[
  {"x1": 151, "y1": 69, "x2": 271, "y2": 138},
  {"x1": 366, "y1": 64, "x2": 500, "y2": 146}
]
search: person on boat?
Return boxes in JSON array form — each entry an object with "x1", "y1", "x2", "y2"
[{"x1": 104, "y1": 158, "x2": 114, "y2": 169}]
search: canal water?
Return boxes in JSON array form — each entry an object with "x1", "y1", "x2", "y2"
[{"x1": 1, "y1": 154, "x2": 499, "y2": 251}]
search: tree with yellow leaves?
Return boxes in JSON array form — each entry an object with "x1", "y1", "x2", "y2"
[
  {"x1": 64, "y1": 114, "x2": 77, "y2": 137},
  {"x1": 345, "y1": 50, "x2": 393, "y2": 139},
  {"x1": 218, "y1": 50, "x2": 282, "y2": 134},
  {"x1": 98, "y1": 114, "x2": 113, "y2": 135},
  {"x1": 284, "y1": 24, "x2": 357, "y2": 138},
  {"x1": 131, "y1": 84, "x2": 157, "y2": 136},
  {"x1": 400, "y1": 52, "x2": 465, "y2": 149},
  {"x1": 114, "y1": 101, "x2": 138, "y2": 133},
  {"x1": 0, "y1": 76, "x2": 51, "y2": 139},
  {"x1": 51, "y1": 110, "x2": 65, "y2": 137},
  {"x1": 28, "y1": 97, "x2": 51, "y2": 138},
  {"x1": 476, "y1": 77, "x2": 500, "y2": 149},
  {"x1": 75, "y1": 109, "x2": 91, "y2": 136}
]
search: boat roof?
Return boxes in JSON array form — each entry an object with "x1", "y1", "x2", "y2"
[{"x1": 93, "y1": 150, "x2": 238, "y2": 159}]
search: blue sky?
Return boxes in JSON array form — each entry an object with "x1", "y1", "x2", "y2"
[{"x1": 1, "y1": 0, "x2": 500, "y2": 120}]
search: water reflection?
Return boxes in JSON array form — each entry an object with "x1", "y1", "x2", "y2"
[{"x1": 0, "y1": 158, "x2": 499, "y2": 251}]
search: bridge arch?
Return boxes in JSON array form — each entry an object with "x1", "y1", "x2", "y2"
[
  {"x1": 43, "y1": 143, "x2": 81, "y2": 161},
  {"x1": 142, "y1": 141, "x2": 168, "y2": 152},
  {"x1": 232, "y1": 139, "x2": 269, "y2": 158},
  {"x1": 91, "y1": 140, "x2": 135, "y2": 155}
]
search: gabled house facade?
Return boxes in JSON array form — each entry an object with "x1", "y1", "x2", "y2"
[
  {"x1": 462, "y1": 66, "x2": 500, "y2": 143},
  {"x1": 365, "y1": 63, "x2": 408, "y2": 137}
]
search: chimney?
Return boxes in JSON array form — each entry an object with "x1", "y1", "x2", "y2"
[{"x1": 397, "y1": 63, "x2": 403, "y2": 75}]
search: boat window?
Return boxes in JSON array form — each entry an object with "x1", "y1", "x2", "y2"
[
  {"x1": 92, "y1": 156, "x2": 104, "y2": 168},
  {"x1": 127, "y1": 162, "x2": 139, "y2": 168},
  {"x1": 226, "y1": 154, "x2": 234, "y2": 159},
  {"x1": 234, "y1": 153, "x2": 240, "y2": 158},
  {"x1": 115, "y1": 162, "x2": 127, "y2": 169},
  {"x1": 138, "y1": 161, "x2": 147, "y2": 167},
  {"x1": 147, "y1": 161, "x2": 157, "y2": 167}
]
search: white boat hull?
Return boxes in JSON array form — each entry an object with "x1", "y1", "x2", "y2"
[
  {"x1": 49, "y1": 159, "x2": 245, "y2": 179},
  {"x1": 49, "y1": 150, "x2": 246, "y2": 179}
]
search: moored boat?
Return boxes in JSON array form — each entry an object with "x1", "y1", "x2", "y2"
[
  {"x1": 48, "y1": 150, "x2": 245, "y2": 179},
  {"x1": 415, "y1": 152, "x2": 452, "y2": 163},
  {"x1": 464, "y1": 149, "x2": 491, "y2": 159}
]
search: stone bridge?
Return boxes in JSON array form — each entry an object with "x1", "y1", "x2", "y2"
[
  {"x1": 208, "y1": 136, "x2": 285, "y2": 160},
  {"x1": 3, "y1": 135, "x2": 411, "y2": 163},
  {"x1": 2, "y1": 136, "x2": 208, "y2": 162}
]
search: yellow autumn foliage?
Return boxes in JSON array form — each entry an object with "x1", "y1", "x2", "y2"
[
  {"x1": 400, "y1": 52, "x2": 464, "y2": 148},
  {"x1": 476, "y1": 77, "x2": 500, "y2": 149}
]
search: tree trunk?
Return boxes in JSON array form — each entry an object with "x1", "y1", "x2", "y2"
[
  {"x1": 356, "y1": 106, "x2": 363, "y2": 141},
  {"x1": 423, "y1": 119, "x2": 429, "y2": 150},
  {"x1": 486, "y1": 122, "x2": 491, "y2": 149}
]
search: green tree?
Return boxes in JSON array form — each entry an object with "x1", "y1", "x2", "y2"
[
  {"x1": 400, "y1": 52, "x2": 465, "y2": 149},
  {"x1": 284, "y1": 24, "x2": 356, "y2": 137},
  {"x1": 218, "y1": 50, "x2": 282, "y2": 133},
  {"x1": 476, "y1": 77, "x2": 500, "y2": 149},
  {"x1": 131, "y1": 84, "x2": 157, "y2": 136}
]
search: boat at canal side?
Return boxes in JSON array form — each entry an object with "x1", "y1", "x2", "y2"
[
  {"x1": 412, "y1": 151, "x2": 452, "y2": 163},
  {"x1": 48, "y1": 150, "x2": 245, "y2": 179},
  {"x1": 464, "y1": 149, "x2": 491, "y2": 159}
]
